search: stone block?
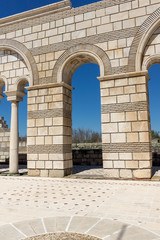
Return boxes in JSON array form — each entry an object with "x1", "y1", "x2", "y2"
[
  {"x1": 139, "y1": 161, "x2": 151, "y2": 169},
  {"x1": 103, "y1": 152, "x2": 118, "y2": 160},
  {"x1": 111, "y1": 112, "x2": 125, "y2": 122},
  {"x1": 111, "y1": 133, "x2": 126, "y2": 143},
  {"x1": 39, "y1": 154, "x2": 48, "y2": 161},
  {"x1": 126, "y1": 161, "x2": 138, "y2": 169},
  {"x1": 36, "y1": 161, "x2": 45, "y2": 169},
  {"x1": 139, "y1": 132, "x2": 150, "y2": 142},
  {"x1": 102, "y1": 134, "x2": 110, "y2": 143},
  {"x1": 126, "y1": 111, "x2": 137, "y2": 121},
  {"x1": 103, "y1": 161, "x2": 113, "y2": 168},
  {"x1": 110, "y1": 87, "x2": 123, "y2": 95},
  {"x1": 119, "y1": 153, "x2": 132, "y2": 160},
  {"x1": 38, "y1": 127, "x2": 48, "y2": 136},
  {"x1": 101, "y1": 96, "x2": 116, "y2": 104},
  {"x1": 100, "y1": 80, "x2": 114, "y2": 88},
  {"x1": 133, "y1": 169, "x2": 151, "y2": 179},
  {"x1": 133, "y1": 152, "x2": 151, "y2": 160},
  {"x1": 40, "y1": 170, "x2": 49, "y2": 177},
  {"x1": 115, "y1": 78, "x2": 128, "y2": 86},
  {"x1": 114, "y1": 161, "x2": 125, "y2": 168},
  {"x1": 124, "y1": 85, "x2": 136, "y2": 94},
  {"x1": 131, "y1": 93, "x2": 147, "y2": 102},
  {"x1": 120, "y1": 169, "x2": 132, "y2": 178},
  {"x1": 28, "y1": 169, "x2": 40, "y2": 177},
  {"x1": 104, "y1": 169, "x2": 119, "y2": 178},
  {"x1": 117, "y1": 94, "x2": 130, "y2": 103},
  {"x1": 127, "y1": 133, "x2": 139, "y2": 142},
  {"x1": 138, "y1": 111, "x2": 148, "y2": 121},
  {"x1": 45, "y1": 136, "x2": 53, "y2": 145},
  {"x1": 119, "y1": 122, "x2": 131, "y2": 132},
  {"x1": 132, "y1": 121, "x2": 149, "y2": 132},
  {"x1": 45, "y1": 161, "x2": 53, "y2": 169},
  {"x1": 36, "y1": 119, "x2": 44, "y2": 127},
  {"x1": 101, "y1": 113, "x2": 110, "y2": 123},
  {"x1": 102, "y1": 123, "x2": 117, "y2": 133}
]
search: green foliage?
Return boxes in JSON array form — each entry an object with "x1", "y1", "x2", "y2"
[
  {"x1": 72, "y1": 128, "x2": 101, "y2": 143},
  {"x1": 151, "y1": 130, "x2": 160, "y2": 139}
]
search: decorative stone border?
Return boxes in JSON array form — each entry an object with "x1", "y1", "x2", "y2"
[{"x1": 0, "y1": 216, "x2": 159, "y2": 240}]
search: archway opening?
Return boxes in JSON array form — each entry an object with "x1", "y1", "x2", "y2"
[
  {"x1": 71, "y1": 63, "x2": 102, "y2": 175},
  {"x1": 148, "y1": 64, "x2": 160, "y2": 175},
  {"x1": 18, "y1": 80, "x2": 29, "y2": 170},
  {"x1": 0, "y1": 83, "x2": 10, "y2": 166},
  {"x1": 0, "y1": 48, "x2": 31, "y2": 174}
]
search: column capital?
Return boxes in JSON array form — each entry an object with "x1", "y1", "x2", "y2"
[{"x1": 4, "y1": 90, "x2": 26, "y2": 102}]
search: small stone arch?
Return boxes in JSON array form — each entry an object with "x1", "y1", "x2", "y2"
[
  {"x1": 14, "y1": 76, "x2": 30, "y2": 92},
  {"x1": 52, "y1": 44, "x2": 111, "y2": 85},
  {"x1": 0, "y1": 75, "x2": 8, "y2": 92},
  {"x1": 128, "y1": 7, "x2": 160, "y2": 72},
  {"x1": 142, "y1": 54, "x2": 160, "y2": 71},
  {"x1": 0, "y1": 39, "x2": 39, "y2": 86}
]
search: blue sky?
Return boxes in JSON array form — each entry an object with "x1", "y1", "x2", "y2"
[{"x1": 0, "y1": 0, "x2": 160, "y2": 136}]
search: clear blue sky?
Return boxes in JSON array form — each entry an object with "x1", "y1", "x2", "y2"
[{"x1": 0, "y1": 0, "x2": 160, "y2": 136}]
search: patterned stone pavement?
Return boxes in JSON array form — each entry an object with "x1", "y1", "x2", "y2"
[{"x1": 0, "y1": 165, "x2": 160, "y2": 239}]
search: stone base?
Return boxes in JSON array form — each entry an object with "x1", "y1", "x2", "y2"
[
  {"x1": 104, "y1": 168, "x2": 152, "y2": 179},
  {"x1": 28, "y1": 168, "x2": 73, "y2": 178}
]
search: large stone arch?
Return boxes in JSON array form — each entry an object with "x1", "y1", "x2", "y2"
[
  {"x1": 52, "y1": 44, "x2": 111, "y2": 85},
  {"x1": 128, "y1": 7, "x2": 160, "y2": 72},
  {"x1": 0, "y1": 39, "x2": 39, "y2": 86}
]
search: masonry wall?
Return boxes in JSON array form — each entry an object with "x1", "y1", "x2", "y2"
[
  {"x1": 0, "y1": 0, "x2": 160, "y2": 178},
  {"x1": 0, "y1": 117, "x2": 10, "y2": 162}
]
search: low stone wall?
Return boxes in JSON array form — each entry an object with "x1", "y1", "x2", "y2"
[
  {"x1": 72, "y1": 149, "x2": 102, "y2": 166},
  {"x1": 0, "y1": 117, "x2": 10, "y2": 162}
]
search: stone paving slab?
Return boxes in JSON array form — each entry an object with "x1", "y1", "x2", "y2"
[
  {"x1": 0, "y1": 217, "x2": 159, "y2": 240},
  {"x1": 0, "y1": 176, "x2": 160, "y2": 235}
]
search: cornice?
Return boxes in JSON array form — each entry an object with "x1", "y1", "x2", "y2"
[{"x1": 0, "y1": 0, "x2": 71, "y2": 27}]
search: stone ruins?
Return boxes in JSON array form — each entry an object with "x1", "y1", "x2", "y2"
[{"x1": 0, "y1": 0, "x2": 159, "y2": 179}]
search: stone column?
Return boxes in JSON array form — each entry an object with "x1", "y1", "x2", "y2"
[
  {"x1": 9, "y1": 101, "x2": 19, "y2": 174},
  {"x1": 5, "y1": 90, "x2": 26, "y2": 174}
]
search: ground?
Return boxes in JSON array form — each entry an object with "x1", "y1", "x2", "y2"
[{"x1": 0, "y1": 165, "x2": 160, "y2": 239}]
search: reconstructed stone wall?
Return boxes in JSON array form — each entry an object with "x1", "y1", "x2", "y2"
[
  {"x1": 0, "y1": 0, "x2": 160, "y2": 178},
  {"x1": 0, "y1": 117, "x2": 10, "y2": 162}
]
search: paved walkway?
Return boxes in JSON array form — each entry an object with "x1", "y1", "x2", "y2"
[
  {"x1": 0, "y1": 172, "x2": 160, "y2": 239},
  {"x1": 0, "y1": 165, "x2": 160, "y2": 239}
]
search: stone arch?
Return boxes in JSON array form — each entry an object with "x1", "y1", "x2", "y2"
[
  {"x1": 52, "y1": 44, "x2": 111, "y2": 85},
  {"x1": 14, "y1": 76, "x2": 30, "y2": 92},
  {"x1": 128, "y1": 7, "x2": 160, "y2": 72},
  {"x1": 0, "y1": 75, "x2": 8, "y2": 92},
  {"x1": 0, "y1": 39, "x2": 39, "y2": 86},
  {"x1": 142, "y1": 54, "x2": 160, "y2": 71}
]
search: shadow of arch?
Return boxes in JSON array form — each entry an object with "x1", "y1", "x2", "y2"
[
  {"x1": 128, "y1": 7, "x2": 160, "y2": 72},
  {"x1": 0, "y1": 39, "x2": 39, "y2": 86},
  {"x1": 52, "y1": 44, "x2": 111, "y2": 85}
]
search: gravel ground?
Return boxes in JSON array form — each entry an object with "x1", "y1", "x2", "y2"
[{"x1": 24, "y1": 233, "x2": 101, "y2": 240}]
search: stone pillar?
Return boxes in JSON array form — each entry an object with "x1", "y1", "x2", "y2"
[
  {"x1": 99, "y1": 71, "x2": 152, "y2": 179},
  {"x1": 5, "y1": 91, "x2": 25, "y2": 174},
  {"x1": 9, "y1": 101, "x2": 19, "y2": 174},
  {"x1": 27, "y1": 83, "x2": 73, "y2": 178}
]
